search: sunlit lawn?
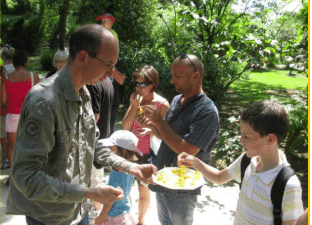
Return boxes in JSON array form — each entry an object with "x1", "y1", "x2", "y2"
[
  {"x1": 229, "y1": 70, "x2": 308, "y2": 105},
  {"x1": 240, "y1": 71, "x2": 307, "y2": 89}
]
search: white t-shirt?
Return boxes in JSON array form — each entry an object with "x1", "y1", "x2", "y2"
[{"x1": 227, "y1": 150, "x2": 304, "y2": 224}]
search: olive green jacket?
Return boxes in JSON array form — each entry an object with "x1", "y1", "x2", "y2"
[{"x1": 6, "y1": 67, "x2": 125, "y2": 225}]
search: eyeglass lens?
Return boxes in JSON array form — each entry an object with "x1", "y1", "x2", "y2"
[{"x1": 134, "y1": 82, "x2": 150, "y2": 88}]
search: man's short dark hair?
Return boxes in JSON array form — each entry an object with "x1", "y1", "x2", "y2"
[
  {"x1": 69, "y1": 24, "x2": 104, "y2": 59},
  {"x1": 12, "y1": 50, "x2": 28, "y2": 67},
  {"x1": 240, "y1": 100, "x2": 289, "y2": 144}
]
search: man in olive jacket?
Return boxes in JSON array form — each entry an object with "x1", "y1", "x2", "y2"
[{"x1": 6, "y1": 24, "x2": 157, "y2": 225}]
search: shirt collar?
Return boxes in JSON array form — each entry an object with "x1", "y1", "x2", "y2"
[
  {"x1": 250, "y1": 150, "x2": 290, "y2": 184},
  {"x1": 178, "y1": 93, "x2": 206, "y2": 109},
  {"x1": 60, "y1": 66, "x2": 90, "y2": 102}
]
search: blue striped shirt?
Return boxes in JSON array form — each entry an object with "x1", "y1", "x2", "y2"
[{"x1": 149, "y1": 93, "x2": 219, "y2": 196}]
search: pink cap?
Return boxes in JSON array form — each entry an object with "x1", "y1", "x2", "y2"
[{"x1": 96, "y1": 13, "x2": 115, "y2": 24}]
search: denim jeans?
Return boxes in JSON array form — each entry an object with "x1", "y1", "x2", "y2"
[
  {"x1": 26, "y1": 211, "x2": 89, "y2": 225},
  {"x1": 156, "y1": 192, "x2": 197, "y2": 225}
]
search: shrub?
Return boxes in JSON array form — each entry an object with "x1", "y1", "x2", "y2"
[
  {"x1": 203, "y1": 50, "x2": 251, "y2": 103},
  {"x1": 213, "y1": 116, "x2": 243, "y2": 168},
  {"x1": 40, "y1": 49, "x2": 57, "y2": 71},
  {"x1": 284, "y1": 93, "x2": 308, "y2": 155},
  {"x1": 119, "y1": 43, "x2": 175, "y2": 104}
]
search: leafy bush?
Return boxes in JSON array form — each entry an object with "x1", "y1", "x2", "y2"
[
  {"x1": 203, "y1": 47, "x2": 251, "y2": 102},
  {"x1": 283, "y1": 93, "x2": 308, "y2": 154},
  {"x1": 119, "y1": 42, "x2": 175, "y2": 104},
  {"x1": 212, "y1": 116, "x2": 243, "y2": 169},
  {"x1": 40, "y1": 50, "x2": 57, "y2": 71}
]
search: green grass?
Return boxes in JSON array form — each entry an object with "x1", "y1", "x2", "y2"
[
  {"x1": 228, "y1": 70, "x2": 308, "y2": 105},
  {"x1": 236, "y1": 71, "x2": 308, "y2": 90}
]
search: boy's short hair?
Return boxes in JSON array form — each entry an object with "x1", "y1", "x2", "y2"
[{"x1": 240, "y1": 100, "x2": 289, "y2": 144}]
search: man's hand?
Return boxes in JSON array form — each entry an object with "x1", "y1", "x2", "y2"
[
  {"x1": 136, "y1": 127, "x2": 152, "y2": 137},
  {"x1": 178, "y1": 152, "x2": 198, "y2": 168},
  {"x1": 141, "y1": 105, "x2": 163, "y2": 127},
  {"x1": 84, "y1": 186, "x2": 123, "y2": 205},
  {"x1": 129, "y1": 164, "x2": 158, "y2": 184}
]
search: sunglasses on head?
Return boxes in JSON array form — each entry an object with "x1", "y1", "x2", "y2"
[
  {"x1": 133, "y1": 81, "x2": 151, "y2": 88},
  {"x1": 179, "y1": 53, "x2": 197, "y2": 72}
]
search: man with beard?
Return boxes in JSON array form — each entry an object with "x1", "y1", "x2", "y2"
[{"x1": 141, "y1": 54, "x2": 219, "y2": 225}]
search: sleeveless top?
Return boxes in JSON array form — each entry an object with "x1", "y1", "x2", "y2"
[
  {"x1": 107, "y1": 171, "x2": 134, "y2": 217},
  {"x1": 6, "y1": 73, "x2": 33, "y2": 114},
  {"x1": 132, "y1": 101, "x2": 165, "y2": 155}
]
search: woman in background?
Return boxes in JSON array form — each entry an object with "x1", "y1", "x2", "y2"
[
  {"x1": 0, "y1": 45, "x2": 15, "y2": 169},
  {"x1": 122, "y1": 65, "x2": 169, "y2": 225},
  {"x1": 45, "y1": 50, "x2": 68, "y2": 78},
  {"x1": 2, "y1": 50, "x2": 39, "y2": 165}
]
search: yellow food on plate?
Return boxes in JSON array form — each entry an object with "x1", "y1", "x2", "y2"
[{"x1": 155, "y1": 165, "x2": 203, "y2": 189}]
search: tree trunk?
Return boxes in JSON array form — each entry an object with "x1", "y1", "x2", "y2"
[{"x1": 49, "y1": 0, "x2": 70, "y2": 50}]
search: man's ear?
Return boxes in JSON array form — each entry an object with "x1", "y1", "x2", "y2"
[
  {"x1": 267, "y1": 134, "x2": 277, "y2": 145},
  {"x1": 191, "y1": 71, "x2": 200, "y2": 83},
  {"x1": 77, "y1": 50, "x2": 89, "y2": 65}
]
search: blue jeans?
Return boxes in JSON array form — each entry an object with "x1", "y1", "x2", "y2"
[
  {"x1": 156, "y1": 192, "x2": 197, "y2": 225},
  {"x1": 26, "y1": 211, "x2": 89, "y2": 225}
]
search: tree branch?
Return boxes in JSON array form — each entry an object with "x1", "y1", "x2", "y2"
[{"x1": 272, "y1": 6, "x2": 300, "y2": 39}]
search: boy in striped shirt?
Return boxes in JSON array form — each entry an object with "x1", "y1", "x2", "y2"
[{"x1": 178, "y1": 100, "x2": 304, "y2": 225}]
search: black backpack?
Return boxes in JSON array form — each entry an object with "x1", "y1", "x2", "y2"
[{"x1": 240, "y1": 153, "x2": 296, "y2": 225}]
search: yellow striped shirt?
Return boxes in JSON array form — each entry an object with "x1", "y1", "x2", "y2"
[{"x1": 227, "y1": 150, "x2": 304, "y2": 224}]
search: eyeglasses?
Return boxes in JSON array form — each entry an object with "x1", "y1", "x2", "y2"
[
  {"x1": 133, "y1": 81, "x2": 151, "y2": 88},
  {"x1": 89, "y1": 53, "x2": 115, "y2": 71},
  {"x1": 179, "y1": 53, "x2": 197, "y2": 72}
]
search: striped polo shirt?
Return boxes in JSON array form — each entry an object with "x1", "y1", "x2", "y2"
[{"x1": 227, "y1": 150, "x2": 304, "y2": 224}]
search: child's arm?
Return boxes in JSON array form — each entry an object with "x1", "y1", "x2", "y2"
[
  {"x1": 293, "y1": 208, "x2": 308, "y2": 225},
  {"x1": 93, "y1": 202, "x2": 114, "y2": 225},
  {"x1": 178, "y1": 152, "x2": 233, "y2": 185}
]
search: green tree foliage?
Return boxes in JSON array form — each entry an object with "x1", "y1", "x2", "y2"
[
  {"x1": 1, "y1": 0, "x2": 45, "y2": 53},
  {"x1": 155, "y1": 0, "x2": 255, "y2": 102},
  {"x1": 70, "y1": 0, "x2": 158, "y2": 48}
]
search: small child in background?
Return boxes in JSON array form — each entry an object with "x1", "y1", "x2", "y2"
[
  {"x1": 178, "y1": 100, "x2": 304, "y2": 224},
  {"x1": 93, "y1": 130, "x2": 143, "y2": 225}
]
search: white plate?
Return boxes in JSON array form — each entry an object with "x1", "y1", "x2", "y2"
[{"x1": 152, "y1": 167, "x2": 206, "y2": 190}]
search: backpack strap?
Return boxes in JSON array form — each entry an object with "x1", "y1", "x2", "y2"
[
  {"x1": 271, "y1": 166, "x2": 296, "y2": 225},
  {"x1": 240, "y1": 153, "x2": 251, "y2": 189}
]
